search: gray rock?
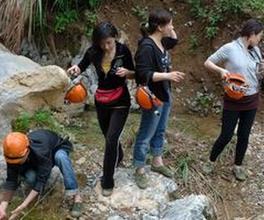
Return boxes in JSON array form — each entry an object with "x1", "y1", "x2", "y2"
[
  {"x1": 0, "y1": 43, "x2": 69, "y2": 136},
  {"x1": 160, "y1": 194, "x2": 216, "y2": 220},
  {"x1": 95, "y1": 167, "x2": 177, "y2": 213},
  {"x1": 0, "y1": 43, "x2": 70, "y2": 170},
  {"x1": 107, "y1": 215, "x2": 125, "y2": 220}
]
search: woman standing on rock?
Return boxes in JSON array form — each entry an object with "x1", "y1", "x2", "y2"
[
  {"x1": 133, "y1": 8, "x2": 185, "y2": 189},
  {"x1": 67, "y1": 21, "x2": 134, "y2": 196},
  {"x1": 203, "y1": 19, "x2": 264, "y2": 181}
]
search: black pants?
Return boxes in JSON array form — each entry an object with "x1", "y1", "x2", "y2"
[
  {"x1": 210, "y1": 109, "x2": 257, "y2": 165},
  {"x1": 96, "y1": 106, "x2": 129, "y2": 189}
]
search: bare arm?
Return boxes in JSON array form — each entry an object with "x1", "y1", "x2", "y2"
[
  {"x1": 9, "y1": 190, "x2": 39, "y2": 220},
  {"x1": 0, "y1": 191, "x2": 15, "y2": 219},
  {"x1": 116, "y1": 67, "x2": 135, "y2": 79},
  {"x1": 152, "y1": 71, "x2": 185, "y2": 82},
  {"x1": 204, "y1": 59, "x2": 229, "y2": 79}
]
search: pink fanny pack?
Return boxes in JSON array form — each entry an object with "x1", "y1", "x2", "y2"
[{"x1": 95, "y1": 86, "x2": 124, "y2": 104}]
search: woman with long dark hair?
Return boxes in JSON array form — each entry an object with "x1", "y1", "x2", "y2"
[
  {"x1": 203, "y1": 19, "x2": 264, "y2": 181},
  {"x1": 133, "y1": 8, "x2": 185, "y2": 189},
  {"x1": 67, "y1": 22, "x2": 134, "y2": 196}
]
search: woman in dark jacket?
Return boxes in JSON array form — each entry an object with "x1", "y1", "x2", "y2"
[
  {"x1": 133, "y1": 8, "x2": 185, "y2": 189},
  {"x1": 67, "y1": 22, "x2": 134, "y2": 196}
]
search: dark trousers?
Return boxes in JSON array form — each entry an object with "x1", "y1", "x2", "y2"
[
  {"x1": 96, "y1": 106, "x2": 129, "y2": 189},
  {"x1": 210, "y1": 109, "x2": 257, "y2": 165}
]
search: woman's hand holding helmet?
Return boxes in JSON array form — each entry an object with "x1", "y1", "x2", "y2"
[
  {"x1": 220, "y1": 69, "x2": 229, "y2": 80},
  {"x1": 67, "y1": 65, "x2": 81, "y2": 76}
]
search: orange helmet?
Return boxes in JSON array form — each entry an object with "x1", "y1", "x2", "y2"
[
  {"x1": 2, "y1": 132, "x2": 30, "y2": 164},
  {"x1": 64, "y1": 83, "x2": 87, "y2": 104},
  {"x1": 223, "y1": 73, "x2": 248, "y2": 100},
  {"x1": 135, "y1": 86, "x2": 163, "y2": 110}
]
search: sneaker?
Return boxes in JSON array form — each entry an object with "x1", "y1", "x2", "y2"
[
  {"x1": 202, "y1": 161, "x2": 215, "y2": 174},
  {"x1": 70, "y1": 202, "x2": 83, "y2": 218},
  {"x1": 102, "y1": 188, "x2": 113, "y2": 197},
  {"x1": 151, "y1": 165, "x2": 174, "y2": 178},
  {"x1": 134, "y1": 172, "x2": 148, "y2": 189},
  {"x1": 233, "y1": 165, "x2": 247, "y2": 181}
]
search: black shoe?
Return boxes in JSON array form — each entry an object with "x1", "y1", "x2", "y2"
[{"x1": 83, "y1": 104, "x2": 90, "y2": 111}]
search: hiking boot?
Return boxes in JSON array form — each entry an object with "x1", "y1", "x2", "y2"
[
  {"x1": 134, "y1": 172, "x2": 148, "y2": 189},
  {"x1": 102, "y1": 188, "x2": 113, "y2": 197},
  {"x1": 233, "y1": 165, "x2": 247, "y2": 181},
  {"x1": 202, "y1": 161, "x2": 215, "y2": 174},
  {"x1": 151, "y1": 165, "x2": 174, "y2": 178},
  {"x1": 70, "y1": 202, "x2": 83, "y2": 218}
]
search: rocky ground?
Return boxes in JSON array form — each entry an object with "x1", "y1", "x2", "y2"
[{"x1": 1, "y1": 105, "x2": 263, "y2": 220}]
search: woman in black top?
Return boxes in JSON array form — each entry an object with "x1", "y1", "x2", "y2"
[
  {"x1": 67, "y1": 22, "x2": 134, "y2": 196},
  {"x1": 133, "y1": 8, "x2": 185, "y2": 189}
]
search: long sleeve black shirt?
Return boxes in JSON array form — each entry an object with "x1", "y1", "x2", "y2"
[
  {"x1": 78, "y1": 42, "x2": 134, "y2": 107},
  {"x1": 2, "y1": 129, "x2": 72, "y2": 193},
  {"x1": 135, "y1": 37, "x2": 177, "y2": 102}
]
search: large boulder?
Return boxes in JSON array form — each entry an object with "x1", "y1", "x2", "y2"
[
  {"x1": 0, "y1": 44, "x2": 69, "y2": 136},
  {"x1": 0, "y1": 43, "x2": 69, "y2": 171},
  {"x1": 86, "y1": 167, "x2": 216, "y2": 220}
]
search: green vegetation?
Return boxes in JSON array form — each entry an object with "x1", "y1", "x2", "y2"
[
  {"x1": 84, "y1": 10, "x2": 98, "y2": 38},
  {"x1": 189, "y1": 34, "x2": 199, "y2": 51},
  {"x1": 187, "y1": 90, "x2": 222, "y2": 116},
  {"x1": 12, "y1": 109, "x2": 62, "y2": 133},
  {"x1": 132, "y1": 5, "x2": 148, "y2": 23},
  {"x1": 188, "y1": 0, "x2": 264, "y2": 39},
  {"x1": 176, "y1": 152, "x2": 193, "y2": 186},
  {"x1": 0, "y1": 0, "x2": 102, "y2": 52},
  {"x1": 54, "y1": 9, "x2": 78, "y2": 33}
]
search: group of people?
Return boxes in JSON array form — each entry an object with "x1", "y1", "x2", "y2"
[{"x1": 0, "y1": 7, "x2": 263, "y2": 219}]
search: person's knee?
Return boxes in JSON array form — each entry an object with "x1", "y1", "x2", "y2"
[
  {"x1": 54, "y1": 150, "x2": 68, "y2": 165},
  {"x1": 219, "y1": 132, "x2": 233, "y2": 143},
  {"x1": 237, "y1": 133, "x2": 249, "y2": 142},
  {"x1": 106, "y1": 135, "x2": 119, "y2": 147}
]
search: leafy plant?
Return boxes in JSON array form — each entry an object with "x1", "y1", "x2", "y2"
[
  {"x1": 176, "y1": 153, "x2": 193, "y2": 186},
  {"x1": 187, "y1": 0, "x2": 261, "y2": 39},
  {"x1": 205, "y1": 26, "x2": 218, "y2": 39},
  {"x1": 87, "y1": 0, "x2": 102, "y2": 9},
  {"x1": 132, "y1": 5, "x2": 148, "y2": 23},
  {"x1": 54, "y1": 9, "x2": 78, "y2": 33},
  {"x1": 186, "y1": 89, "x2": 221, "y2": 116},
  {"x1": 84, "y1": 10, "x2": 98, "y2": 38},
  {"x1": 189, "y1": 34, "x2": 199, "y2": 51},
  {"x1": 12, "y1": 112, "x2": 32, "y2": 133},
  {"x1": 12, "y1": 109, "x2": 62, "y2": 133}
]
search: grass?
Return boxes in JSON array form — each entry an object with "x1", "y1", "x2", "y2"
[{"x1": 11, "y1": 109, "x2": 62, "y2": 133}]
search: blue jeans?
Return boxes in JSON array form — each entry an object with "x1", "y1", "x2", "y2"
[
  {"x1": 133, "y1": 100, "x2": 171, "y2": 168},
  {"x1": 24, "y1": 149, "x2": 79, "y2": 196}
]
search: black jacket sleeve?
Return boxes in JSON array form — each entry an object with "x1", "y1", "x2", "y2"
[
  {"x1": 162, "y1": 37, "x2": 178, "y2": 50},
  {"x1": 2, "y1": 165, "x2": 20, "y2": 191},
  {"x1": 122, "y1": 45, "x2": 135, "y2": 71},
  {"x1": 135, "y1": 44, "x2": 155, "y2": 85},
  {"x1": 77, "y1": 49, "x2": 92, "y2": 72},
  {"x1": 33, "y1": 154, "x2": 53, "y2": 193}
]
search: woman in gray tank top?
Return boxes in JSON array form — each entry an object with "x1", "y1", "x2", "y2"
[{"x1": 202, "y1": 19, "x2": 263, "y2": 181}]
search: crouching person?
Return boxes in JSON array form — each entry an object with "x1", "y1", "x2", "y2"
[{"x1": 0, "y1": 129, "x2": 82, "y2": 219}]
